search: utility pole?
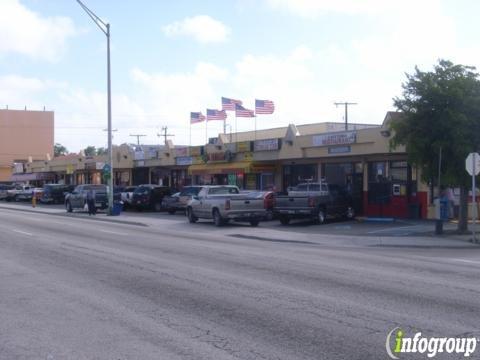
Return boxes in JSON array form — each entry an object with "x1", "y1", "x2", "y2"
[
  {"x1": 76, "y1": 0, "x2": 114, "y2": 215},
  {"x1": 158, "y1": 126, "x2": 174, "y2": 145},
  {"x1": 334, "y1": 102, "x2": 357, "y2": 131},
  {"x1": 129, "y1": 134, "x2": 146, "y2": 146}
]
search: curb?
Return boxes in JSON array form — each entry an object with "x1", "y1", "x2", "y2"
[{"x1": 0, "y1": 205, "x2": 148, "y2": 227}]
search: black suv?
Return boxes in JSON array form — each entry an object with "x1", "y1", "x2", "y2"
[
  {"x1": 41, "y1": 184, "x2": 75, "y2": 204},
  {"x1": 131, "y1": 185, "x2": 172, "y2": 211}
]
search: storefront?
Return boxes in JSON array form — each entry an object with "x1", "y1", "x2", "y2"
[
  {"x1": 282, "y1": 163, "x2": 318, "y2": 191},
  {"x1": 189, "y1": 161, "x2": 251, "y2": 188}
]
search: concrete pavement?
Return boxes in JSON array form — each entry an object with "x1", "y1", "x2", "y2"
[{"x1": 1, "y1": 207, "x2": 480, "y2": 359}]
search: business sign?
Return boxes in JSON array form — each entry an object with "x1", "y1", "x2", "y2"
[
  {"x1": 175, "y1": 147, "x2": 188, "y2": 157},
  {"x1": 190, "y1": 146, "x2": 202, "y2": 156},
  {"x1": 207, "y1": 152, "x2": 226, "y2": 162},
  {"x1": 254, "y1": 139, "x2": 279, "y2": 151},
  {"x1": 328, "y1": 146, "x2": 351, "y2": 154},
  {"x1": 176, "y1": 156, "x2": 193, "y2": 166},
  {"x1": 313, "y1": 131, "x2": 356, "y2": 147},
  {"x1": 237, "y1": 141, "x2": 251, "y2": 152}
]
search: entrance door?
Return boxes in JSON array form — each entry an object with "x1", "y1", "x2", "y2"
[{"x1": 350, "y1": 173, "x2": 363, "y2": 215}]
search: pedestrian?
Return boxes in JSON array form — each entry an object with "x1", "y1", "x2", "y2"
[{"x1": 87, "y1": 189, "x2": 96, "y2": 216}]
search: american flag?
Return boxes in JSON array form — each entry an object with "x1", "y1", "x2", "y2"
[
  {"x1": 235, "y1": 103, "x2": 255, "y2": 118},
  {"x1": 190, "y1": 112, "x2": 205, "y2": 124},
  {"x1": 255, "y1": 99, "x2": 275, "y2": 114},
  {"x1": 206, "y1": 109, "x2": 227, "y2": 121},
  {"x1": 222, "y1": 97, "x2": 242, "y2": 111}
]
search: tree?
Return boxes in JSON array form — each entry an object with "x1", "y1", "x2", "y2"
[
  {"x1": 391, "y1": 59, "x2": 480, "y2": 232},
  {"x1": 96, "y1": 147, "x2": 108, "y2": 156},
  {"x1": 54, "y1": 143, "x2": 68, "y2": 157},
  {"x1": 83, "y1": 146, "x2": 97, "y2": 157}
]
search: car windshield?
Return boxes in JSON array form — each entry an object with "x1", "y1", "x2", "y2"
[
  {"x1": 134, "y1": 187, "x2": 151, "y2": 195},
  {"x1": 181, "y1": 187, "x2": 202, "y2": 196}
]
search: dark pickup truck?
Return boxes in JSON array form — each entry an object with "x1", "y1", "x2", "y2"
[
  {"x1": 274, "y1": 182, "x2": 355, "y2": 225},
  {"x1": 65, "y1": 184, "x2": 109, "y2": 212}
]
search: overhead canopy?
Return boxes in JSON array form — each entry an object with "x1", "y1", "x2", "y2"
[
  {"x1": 188, "y1": 162, "x2": 251, "y2": 175},
  {"x1": 11, "y1": 172, "x2": 55, "y2": 182}
]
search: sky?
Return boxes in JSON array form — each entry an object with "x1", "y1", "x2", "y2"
[{"x1": 1, "y1": 0, "x2": 480, "y2": 152}]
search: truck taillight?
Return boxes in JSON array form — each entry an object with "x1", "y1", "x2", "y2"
[
  {"x1": 225, "y1": 199, "x2": 231, "y2": 210},
  {"x1": 308, "y1": 197, "x2": 315, "y2": 207}
]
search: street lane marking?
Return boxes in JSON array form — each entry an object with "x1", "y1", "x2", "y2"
[
  {"x1": 451, "y1": 258, "x2": 480, "y2": 265},
  {"x1": 11, "y1": 229, "x2": 33, "y2": 236},
  {"x1": 99, "y1": 229, "x2": 127, "y2": 236}
]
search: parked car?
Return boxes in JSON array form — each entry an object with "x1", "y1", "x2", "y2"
[
  {"x1": 40, "y1": 184, "x2": 74, "y2": 204},
  {"x1": 186, "y1": 185, "x2": 267, "y2": 227},
  {"x1": 120, "y1": 186, "x2": 137, "y2": 209},
  {"x1": 131, "y1": 184, "x2": 172, "y2": 211},
  {"x1": 241, "y1": 190, "x2": 276, "y2": 220},
  {"x1": 5, "y1": 185, "x2": 34, "y2": 202},
  {"x1": 65, "y1": 184, "x2": 109, "y2": 212},
  {"x1": 163, "y1": 186, "x2": 203, "y2": 214},
  {"x1": 274, "y1": 182, "x2": 355, "y2": 225},
  {"x1": 0, "y1": 184, "x2": 14, "y2": 200}
]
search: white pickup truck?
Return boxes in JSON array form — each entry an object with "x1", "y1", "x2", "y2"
[
  {"x1": 186, "y1": 185, "x2": 267, "y2": 227},
  {"x1": 5, "y1": 185, "x2": 35, "y2": 202}
]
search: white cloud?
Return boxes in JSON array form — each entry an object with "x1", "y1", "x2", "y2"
[
  {"x1": 266, "y1": 0, "x2": 426, "y2": 17},
  {"x1": 162, "y1": 15, "x2": 230, "y2": 43},
  {"x1": 0, "y1": 0, "x2": 76, "y2": 62}
]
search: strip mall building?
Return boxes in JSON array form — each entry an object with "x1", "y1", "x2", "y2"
[{"x1": 17, "y1": 111, "x2": 431, "y2": 219}]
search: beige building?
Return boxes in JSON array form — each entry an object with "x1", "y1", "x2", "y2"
[{"x1": 0, "y1": 109, "x2": 54, "y2": 182}]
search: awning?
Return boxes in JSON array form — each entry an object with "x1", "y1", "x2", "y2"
[
  {"x1": 11, "y1": 172, "x2": 55, "y2": 182},
  {"x1": 188, "y1": 162, "x2": 251, "y2": 175}
]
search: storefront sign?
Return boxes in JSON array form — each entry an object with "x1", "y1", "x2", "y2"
[
  {"x1": 328, "y1": 146, "x2": 351, "y2": 154},
  {"x1": 244, "y1": 152, "x2": 253, "y2": 161},
  {"x1": 254, "y1": 139, "x2": 279, "y2": 151},
  {"x1": 175, "y1": 147, "x2": 188, "y2": 157},
  {"x1": 85, "y1": 162, "x2": 97, "y2": 170},
  {"x1": 66, "y1": 164, "x2": 74, "y2": 175},
  {"x1": 313, "y1": 131, "x2": 356, "y2": 147},
  {"x1": 176, "y1": 156, "x2": 193, "y2": 166},
  {"x1": 237, "y1": 141, "x2": 251, "y2": 152},
  {"x1": 207, "y1": 152, "x2": 226, "y2": 162},
  {"x1": 190, "y1": 146, "x2": 202, "y2": 156},
  {"x1": 193, "y1": 156, "x2": 206, "y2": 164},
  {"x1": 96, "y1": 162, "x2": 105, "y2": 170}
]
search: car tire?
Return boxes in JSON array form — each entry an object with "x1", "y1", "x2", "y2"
[
  {"x1": 249, "y1": 219, "x2": 259, "y2": 227},
  {"x1": 66, "y1": 201, "x2": 72, "y2": 213},
  {"x1": 279, "y1": 216, "x2": 290, "y2": 225},
  {"x1": 315, "y1": 208, "x2": 326, "y2": 224},
  {"x1": 187, "y1": 207, "x2": 197, "y2": 223},
  {"x1": 346, "y1": 207, "x2": 355, "y2": 220},
  {"x1": 213, "y1": 209, "x2": 224, "y2": 227}
]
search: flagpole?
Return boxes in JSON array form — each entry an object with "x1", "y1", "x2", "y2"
[
  {"x1": 254, "y1": 114, "x2": 257, "y2": 141},
  {"x1": 189, "y1": 121, "x2": 192, "y2": 146},
  {"x1": 235, "y1": 114, "x2": 238, "y2": 144},
  {"x1": 205, "y1": 117, "x2": 208, "y2": 144}
]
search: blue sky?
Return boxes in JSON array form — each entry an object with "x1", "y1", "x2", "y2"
[{"x1": 1, "y1": 0, "x2": 480, "y2": 152}]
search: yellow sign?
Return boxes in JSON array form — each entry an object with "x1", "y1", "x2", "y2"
[
  {"x1": 244, "y1": 152, "x2": 253, "y2": 161},
  {"x1": 66, "y1": 164, "x2": 74, "y2": 175},
  {"x1": 237, "y1": 141, "x2": 250, "y2": 152},
  {"x1": 190, "y1": 146, "x2": 202, "y2": 156}
]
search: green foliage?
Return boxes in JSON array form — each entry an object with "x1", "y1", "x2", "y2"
[
  {"x1": 83, "y1": 146, "x2": 97, "y2": 157},
  {"x1": 54, "y1": 143, "x2": 68, "y2": 157},
  {"x1": 391, "y1": 59, "x2": 480, "y2": 187},
  {"x1": 96, "y1": 147, "x2": 108, "y2": 156}
]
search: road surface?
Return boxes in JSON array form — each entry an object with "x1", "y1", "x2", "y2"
[{"x1": 0, "y1": 208, "x2": 479, "y2": 359}]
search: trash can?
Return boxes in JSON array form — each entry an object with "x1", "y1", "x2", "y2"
[
  {"x1": 111, "y1": 201, "x2": 123, "y2": 216},
  {"x1": 408, "y1": 203, "x2": 420, "y2": 219}
]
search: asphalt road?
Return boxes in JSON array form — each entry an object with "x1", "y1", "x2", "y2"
[{"x1": 1, "y1": 208, "x2": 480, "y2": 360}]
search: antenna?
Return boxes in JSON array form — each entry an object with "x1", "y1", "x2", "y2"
[
  {"x1": 129, "y1": 134, "x2": 146, "y2": 145},
  {"x1": 158, "y1": 126, "x2": 174, "y2": 145},
  {"x1": 334, "y1": 101, "x2": 357, "y2": 131}
]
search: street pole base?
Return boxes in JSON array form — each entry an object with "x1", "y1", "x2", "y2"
[{"x1": 435, "y1": 220, "x2": 443, "y2": 235}]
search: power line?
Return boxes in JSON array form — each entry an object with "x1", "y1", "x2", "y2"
[
  {"x1": 334, "y1": 101, "x2": 357, "y2": 131},
  {"x1": 129, "y1": 134, "x2": 146, "y2": 145}
]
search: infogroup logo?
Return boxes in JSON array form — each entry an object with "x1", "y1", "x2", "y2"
[{"x1": 386, "y1": 327, "x2": 478, "y2": 359}]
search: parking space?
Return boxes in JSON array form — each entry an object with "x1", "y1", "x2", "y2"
[{"x1": 0, "y1": 200, "x2": 461, "y2": 238}]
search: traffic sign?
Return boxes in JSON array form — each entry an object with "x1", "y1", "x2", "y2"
[
  {"x1": 102, "y1": 163, "x2": 111, "y2": 174},
  {"x1": 465, "y1": 152, "x2": 480, "y2": 176}
]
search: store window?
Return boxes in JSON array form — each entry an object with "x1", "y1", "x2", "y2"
[
  {"x1": 389, "y1": 161, "x2": 408, "y2": 182},
  {"x1": 283, "y1": 164, "x2": 317, "y2": 191}
]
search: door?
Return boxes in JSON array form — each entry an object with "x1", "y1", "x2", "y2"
[{"x1": 350, "y1": 173, "x2": 363, "y2": 215}]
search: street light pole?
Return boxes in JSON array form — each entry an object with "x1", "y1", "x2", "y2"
[{"x1": 76, "y1": 0, "x2": 114, "y2": 214}]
